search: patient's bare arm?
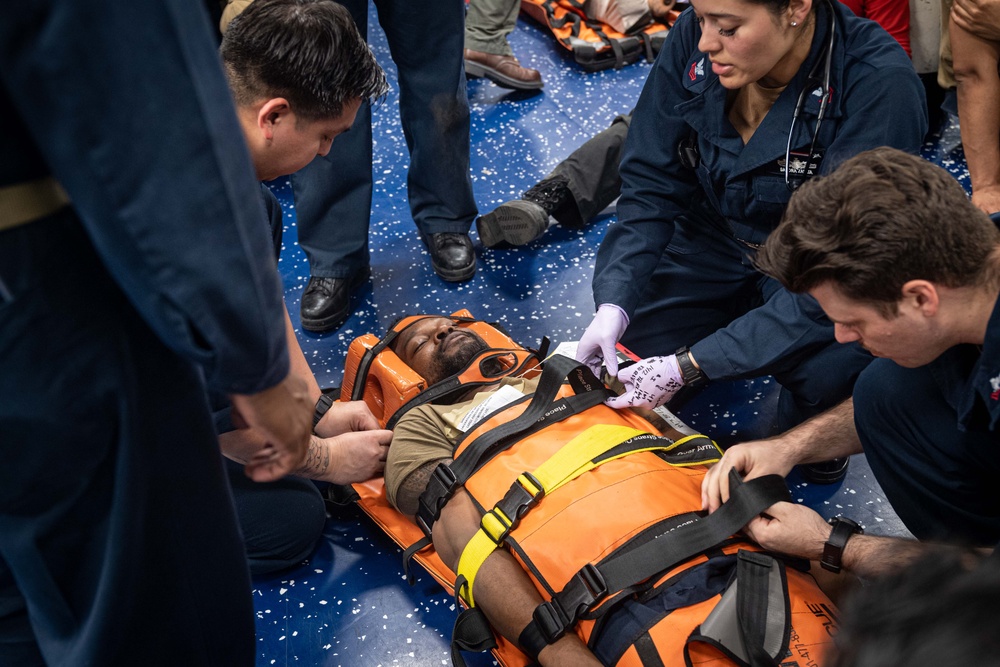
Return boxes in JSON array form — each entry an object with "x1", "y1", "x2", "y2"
[{"x1": 432, "y1": 489, "x2": 602, "y2": 667}]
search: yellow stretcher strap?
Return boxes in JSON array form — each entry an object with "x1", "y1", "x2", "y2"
[
  {"x1": 455, "y1": 425, "x2": 719, "y2": 607},
  {"x1": 0, "y1": 177, "x2": 70, "y2": 232}
]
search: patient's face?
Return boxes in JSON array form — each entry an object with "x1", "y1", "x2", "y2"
[{"x1": 394, "y1": 317, "x2": 489, "y2": 384}]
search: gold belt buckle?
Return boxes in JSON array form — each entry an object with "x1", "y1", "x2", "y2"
[{"x1": 0, "y1": 177, "x2": 71, "y2": 232}]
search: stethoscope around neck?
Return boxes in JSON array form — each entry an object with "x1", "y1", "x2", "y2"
[
  {"x1": 784, "y1": 0, "x2": 837, "y2": 191},
  {"x1": 676, "y1": 0, "x2": 837, "y2": 189}
]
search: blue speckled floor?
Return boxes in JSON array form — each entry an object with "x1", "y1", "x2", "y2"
[{"x1": 252, "y1": 7, "x2": 967, "y2": 666}]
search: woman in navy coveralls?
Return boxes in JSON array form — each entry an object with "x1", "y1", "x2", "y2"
[{"x1": 580, "y1": 0, "x2": 928, "y2": 430}]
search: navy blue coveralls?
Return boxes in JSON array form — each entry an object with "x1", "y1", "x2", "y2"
[
  {"x1": 0, "y1": 2, "x2": 289, "y2": 664},
  {"x1": 220, "y1": 187, "x2": 327, "y2": 576},
  {"x1": 855, "y1": 295, "x2": 1000, "y2": 546},
  {"x1": 290, "y1": 0, "x2": 478, "y2": 281},
  {"x1": 594, "y1": 2, "x2": 927, "y2": 430}
]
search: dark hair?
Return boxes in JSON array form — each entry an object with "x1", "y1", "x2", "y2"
[
  {"x1": 745, "y1": 0, "x2": 794, "y2": 14},
  {"x1": 221, "y1": 0, "x2": 388, "y2": 121},
  {"x1": 831, "y1": 547, "x2": 1000, "y2": 667},
  {"x1": 756, "y1": 147, "x2": 1000, "y2": 314}
]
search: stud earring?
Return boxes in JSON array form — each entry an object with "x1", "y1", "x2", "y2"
[{"x1": 790, "y1": 20, "x2": 798, "y2": 26}]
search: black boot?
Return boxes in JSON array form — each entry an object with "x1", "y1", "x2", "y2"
[
  {"x1": 421, "y1": 231, "x2": 476, "y2": 282},
  {"x1": 299, "y1": 268, "x2": 370, "y2": 333},
  {"x1": 798, "y1": 457, "x2": 850, "y2": 484},
  {"x1": 475, "y1": 175, "x2": 581, "y2": 248}
]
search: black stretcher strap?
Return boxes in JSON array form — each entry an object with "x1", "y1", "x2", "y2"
[
  {"x1": 522, "y1": 470, "x2": 790, "y2": 647},
  {"x1": 414, "y1": 355, "x2": 610, "y2": 536},
  {"x1": 401, "y1": 536, "x2": 434, "y2": 585},
  {"x1": 384, "y1": 347, "x2": 537, "y2": 430}
]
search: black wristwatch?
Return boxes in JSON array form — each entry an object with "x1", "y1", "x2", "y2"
[
  {"x1": 675, "y1": 346, "x2": 707, "y2": 387},
  {"x1": 313, "y1": 393, "x2": 335, "y2": 431},
  {"x1": 821, "y1": 516, "x2": 863, "y2": 573}
]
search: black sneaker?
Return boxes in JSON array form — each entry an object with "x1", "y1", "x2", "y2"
[{"x1": 798, "y1": 457, "x2": 850, "y2": 485}]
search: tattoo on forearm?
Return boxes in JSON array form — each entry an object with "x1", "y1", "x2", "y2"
[{"x1": 294, "y1": 436, "x2": 329, "y2": 476}]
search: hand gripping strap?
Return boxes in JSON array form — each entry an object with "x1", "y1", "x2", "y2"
[
  {"x1": 524, "y1": 470, "x2": 790, "y2": 647},
  {"x1": 455, "y1": 427, "x2": 722, "y2": 607}
]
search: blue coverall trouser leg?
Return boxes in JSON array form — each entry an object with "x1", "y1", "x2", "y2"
[
  {"x1": 0, "y1": 212, "x2": 255, "y2": 666},
  {"x1": 620, "y1": 218, "x2": 872, "y2": 432},
  {"x1": 290, "y1": 0, "x2": 477, "y2": 281},
  {"x1": 226, "y1": 459, "x2": 328, "y2": 576},
  {"x1": 855, "y1": 358, "x2": 1000, "y2": 546}
]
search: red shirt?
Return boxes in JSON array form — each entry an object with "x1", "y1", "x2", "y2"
[{"x1": 839, "y1": 0, "x2": 911, "y2": 56}]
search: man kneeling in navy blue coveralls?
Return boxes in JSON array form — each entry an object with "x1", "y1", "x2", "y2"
[
  {"x1": 702, "y1": 147, "x2": 1000, "y2": 580},
  {"x1": 217, "y1": 0, "x2": 394, "y2": 574}
]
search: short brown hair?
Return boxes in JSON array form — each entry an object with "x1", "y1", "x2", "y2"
[{"x1": 756, "y1": 147, "x2": 1000, "y2": 313}]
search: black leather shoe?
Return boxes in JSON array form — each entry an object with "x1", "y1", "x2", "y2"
[
  {"x1": 299, "y1": 269, "x2": 369, "y2": 333},
  {"x1": 422, "y1": 232, "x2": 476, "y2": 282},
  {"x1": 798, "y1": 457, "x2": 850, "y2": 485}
]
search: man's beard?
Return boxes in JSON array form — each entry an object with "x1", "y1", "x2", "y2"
[{"x1": 427, "y1": 330, "x2": 490, "y2": 383}]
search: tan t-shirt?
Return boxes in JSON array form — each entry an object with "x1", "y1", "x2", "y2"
[{"x1": 385, "y1": 376, "x2": 538, "y2": 513}]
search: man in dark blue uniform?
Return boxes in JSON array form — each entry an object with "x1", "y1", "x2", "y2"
[
  {"x1": 219, "y1": 0, "x2": 394, "y2": 575},
  {"x1": 703, "y1": 148, "x2": 1000, "y2": 578},
  {"x1": 291, "y1": 0, "x2": 479, "y2": 333},
  {"x1": 0, "y1": 2, "x2": 312, "y2": 664}
]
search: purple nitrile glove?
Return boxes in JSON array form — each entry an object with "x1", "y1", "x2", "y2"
[
  {"x1": 605, "y1": 354, "x2": 684, "y2": 410},
  {"x1": 576, "y1": 304, "x2": 629, "y2": 377}
]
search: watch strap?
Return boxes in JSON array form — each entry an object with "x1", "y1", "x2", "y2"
[
  {"x1": 821, "y1": 516, "x2": 862, "y2": 573},
  {"x1": 675, "y1": 346, "x2": 707, "y2": 387},
  {"x1": 313, "y1": 393, "x2": 335, "y2": 430}
]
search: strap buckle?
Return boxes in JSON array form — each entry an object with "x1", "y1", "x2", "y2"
[
  {"x1": 507, "y1": 471, "x2": 545, "y2": 517},
  {"x1": 532, "y1": 564, "x2": 608, "y2": 643},
  {"x1": 415, "y1": 463, "x2": 460, "y2": 536},
  {"x1": 482, "y1": 472, "x2": 547, "y2": 545},
  {"x1": 480, "y1": 508, "x2": 514, "y2": 545}
]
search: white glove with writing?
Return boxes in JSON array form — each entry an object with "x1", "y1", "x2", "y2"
[{"x1": 605, "y1": 354, "x2": 684, "y2": 410}]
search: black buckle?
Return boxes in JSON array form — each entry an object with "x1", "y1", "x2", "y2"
[
  {"x1": 415, "y1": 463, "x2": 460, "y2": 536},
  {"x1": 480, "y1": 472, "x2": 546, "y2": 546},
  {"x1": 500, "y1": 472, "x2": 545, "y2": 518},
  {"x1": 532, "y1": 564, "x2": 608, "y2": 643}
]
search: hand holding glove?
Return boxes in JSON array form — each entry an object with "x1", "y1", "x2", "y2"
[
  {"x1": 576, "y1": 304, "x2": 629, "y2": 377},
  {"x1": 605, "y1": 354, "x2": 684, "y2": 410}
]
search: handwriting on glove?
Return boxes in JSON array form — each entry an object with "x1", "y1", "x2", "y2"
[{"x1": 605, "y1": 354, "x2": 684, "y2": 410}]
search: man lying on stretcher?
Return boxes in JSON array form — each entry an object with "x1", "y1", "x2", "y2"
[
  {"x1": 374, "y1": 315, "x2": 838, "y2": 667},
  {"x1": 384, "y1": 316, "x2": 602, "y2": 665}
]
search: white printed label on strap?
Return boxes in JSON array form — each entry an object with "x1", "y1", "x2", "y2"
[{"x1": 457, "y1": 384, "x2": 526, "y2": 433}]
